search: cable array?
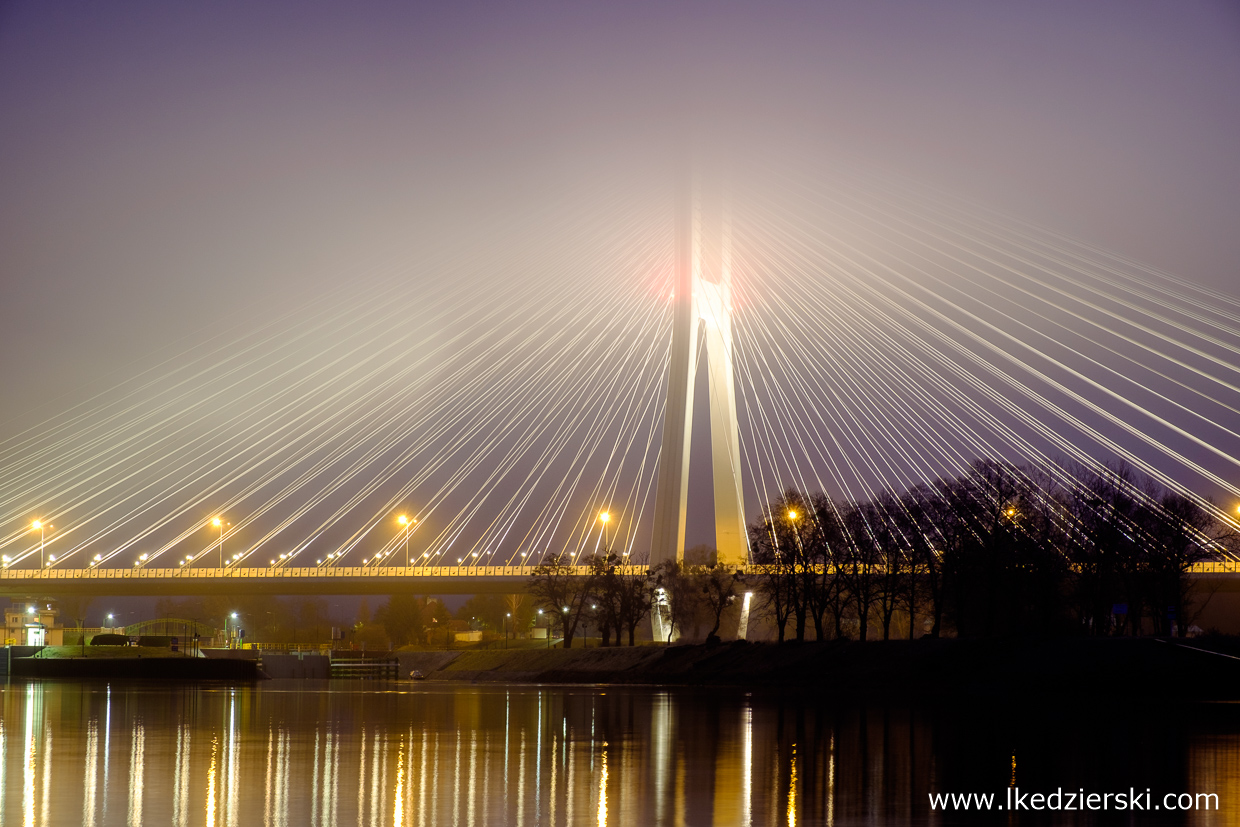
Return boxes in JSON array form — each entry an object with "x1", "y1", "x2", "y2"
[{"x1": 1, "y1": 157, "x2": 1236, "y2": 573}]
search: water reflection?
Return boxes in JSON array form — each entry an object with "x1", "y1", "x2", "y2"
[{"x1": 2, "y1": 680, "x2": 1240, "y2": 825}]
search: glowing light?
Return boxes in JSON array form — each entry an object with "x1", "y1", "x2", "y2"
[
  {"x1": 31, "y1": 520, "x2": 41, "y2": 530},
  {"x1": 597, "y1": 740, "x2": 609, "y2": 826},
  {"x1": 598, "y1": 511, "x2": 610, "y2": 523},
  {"x1": 787, "y1": 510, "x2": 798, "y2": 520},
  {"x1": 211, "y1": 517, "x2": 221, "y2": 528},
  {"x1": 398, "y1": 514, "x2": 409, "y2": 526}
]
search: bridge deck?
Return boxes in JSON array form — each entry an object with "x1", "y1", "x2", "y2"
[{"x1": 2, "y1": 562, "x2": 1238, "y2": 596}]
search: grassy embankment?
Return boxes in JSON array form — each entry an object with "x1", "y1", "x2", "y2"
[{"x1": 398, "y1": 636, "x2": 1240, "y2": 700}]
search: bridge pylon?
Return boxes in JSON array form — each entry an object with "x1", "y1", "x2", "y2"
[{"x1": 650, "y1": 164, "x2": 748, "y2": 577}]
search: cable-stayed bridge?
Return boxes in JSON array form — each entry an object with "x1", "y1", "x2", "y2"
[{"x1": 2, "y1": 158, "x2": 1238, "y2": 597}]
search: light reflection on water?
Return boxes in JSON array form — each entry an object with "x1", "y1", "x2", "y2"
[{"x1": 2, "y1": 679, "x2": 1240, "y2": 825}]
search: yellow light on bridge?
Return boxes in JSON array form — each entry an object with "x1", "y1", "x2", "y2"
[
  {"x1": 211, "y1": 517, "x2": 222, "y2": 528},
  {"x1": 31, "y1": 520, "x2": 42, "y2": 530},
  {"x1": 598, "y1": 511, "x2": 610, "y2": 523}
]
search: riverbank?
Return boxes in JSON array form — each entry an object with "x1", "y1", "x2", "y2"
[{"x1": 398, "y1": 637, "x2": 1240, "y2": 700}]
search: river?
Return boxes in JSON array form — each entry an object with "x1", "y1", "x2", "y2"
[{"x1": 2, "y1": 679, "x2": 1238, "y2": 825}]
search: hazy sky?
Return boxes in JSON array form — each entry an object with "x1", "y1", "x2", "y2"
[{"x1": 3, "y1": 1, "x2": 1237, "y2": 425}]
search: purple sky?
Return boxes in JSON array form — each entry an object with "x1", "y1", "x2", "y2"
[{"x1": 3, "y1": 1, "x2": 1237, "y2": 423}]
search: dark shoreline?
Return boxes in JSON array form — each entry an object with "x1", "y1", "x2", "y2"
[{"x1": 397, "y1": 637, "x2": 1240, "y2": 700}]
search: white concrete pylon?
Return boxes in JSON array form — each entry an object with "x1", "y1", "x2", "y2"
[{"x1": 650, "y1": 164, "x2": 748, "y2": 573}]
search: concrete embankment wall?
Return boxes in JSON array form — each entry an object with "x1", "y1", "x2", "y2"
[
  {"x1": 261, "y1": 653, "x2": 330, "y2": 679},
  {"x1": 0, "y1": 646, "x2": 44, "y2": 676},
  {"x1": 9, "y1": 656, "x2": 260, "y2": 680}
]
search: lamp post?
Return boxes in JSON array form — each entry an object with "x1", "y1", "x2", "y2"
[
  {"x1": 212, "y1": 517, "x2": 228, "y2": 568},
  {"x1": 598, "y1": 511, "x2": 610, "y2": 551},
  {"x1": 398, "y1": 515, "x2": 416, "y2": 567},
  {"x1": 229, "y1": 612, "x2": 238, "y2": 649},
  {"x1": 787, "y1": 509, "x2": 804, "y2": 555},
  {"x1": 31, "y1": 520, "x2": 49, "y2": 568},
  {"x1": 505, "y1": 612, "x2": 511, "y2": 649}
]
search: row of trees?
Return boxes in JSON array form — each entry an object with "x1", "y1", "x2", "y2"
[
  {"x1": 523, "y1": 460, "x2": 1234, "y2": 644},
  {"x1": 751, "y1": 460, "x2": 1235, "y2": 641}
]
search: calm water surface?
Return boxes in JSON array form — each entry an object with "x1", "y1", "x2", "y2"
[{"x1": 2, "y1": 679, "x2": 1239, "y2": 826}]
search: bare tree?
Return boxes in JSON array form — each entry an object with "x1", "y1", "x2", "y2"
[
  {"x1": 527, "y1": 552, "x2": 592, "y2": 648},
  {"x1": 699, "y1": 565, "x2": 743, "y2": 641}
]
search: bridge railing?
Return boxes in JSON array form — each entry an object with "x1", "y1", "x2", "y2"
[
  {"x1": 3, "y1": 561, "x2": 1235, "y2": 581},
  {"x1": 0, "y1": 565, "x2": 561, "y2": 580}
]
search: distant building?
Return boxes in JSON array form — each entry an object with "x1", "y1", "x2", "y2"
[{"x1": 4, "y1": 602, "x2": 64, "y2": 646}]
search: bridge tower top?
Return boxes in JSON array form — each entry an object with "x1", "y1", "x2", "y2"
[{"x1": 649, "y1": 163, "x2": 747, "y2": 569}]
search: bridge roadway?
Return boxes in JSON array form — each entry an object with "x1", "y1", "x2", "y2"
[{"x1": 2, "y1": 562, "x2": 1239, "y2": 597}]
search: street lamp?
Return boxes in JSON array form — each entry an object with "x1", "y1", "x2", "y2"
[
  {"x1": 212, "y1": 517, "x2": 229, "y2": 568},
  {"x1": 598, "y1": 511, "x2": 611, "y2": 551},
  {"x1": 398, "y1": 514, "x2": 416, "y2": 567},
  {"x1": 505, "y1": 612, "x2": 511, "y2": 649},
  {"x1": 31, "y1": 520, "x2": 51, "y2": 568},
  {"x1": 229, "y1": 612, "x2": 239, "y2": 649},
  {"x1": 786, "y1": 509, "x2": 805, "y2": 556}
]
